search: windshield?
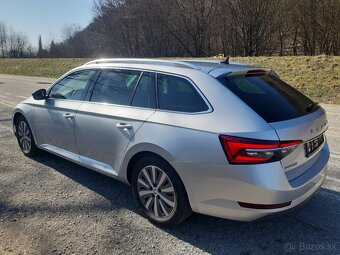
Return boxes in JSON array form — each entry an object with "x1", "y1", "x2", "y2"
[{"x1": 217, "y1": 75, "x2": 318, "y2": 123}]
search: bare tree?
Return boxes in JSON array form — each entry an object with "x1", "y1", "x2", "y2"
[
  {"x1": 62, "y1": 23, "x2": 82, "y2": 41},
  {"x1": 37, "y1": 35, "x2": 44, "y2": 57},
  {"x1": 0, "y1": 22, "x2": 7, "y2": 57},
  {"x1": 166, "y1": 0, "x2": 218, "y2": 57},
  {"x1": 46, "y1": 0, "x2": 340, "y2": 57},
  {"x1": 316, "y1": 0, "x2": 340, "y2": 55},
  {"x1": 8, "y1": 31, "x2": 29, "y2": 58}
]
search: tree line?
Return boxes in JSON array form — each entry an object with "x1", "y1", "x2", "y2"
[
  {"x1": 0, "y1": 22, "x2": 34, "y2": 58},
  {"x1": 1, "y1": 0, "x2": 339, "y2": 58}
]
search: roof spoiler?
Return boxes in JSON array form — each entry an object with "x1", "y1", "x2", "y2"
[{"x1": 226, "y1": 69, "x2": 280, "y2": 77}]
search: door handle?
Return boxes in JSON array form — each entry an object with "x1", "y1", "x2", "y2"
[
  {"x1": 116, "y1": 123, "x2": 133, "y2": 130},
  {"x1": 63, "y1": 113, "x2": 74, "y2": 119}
]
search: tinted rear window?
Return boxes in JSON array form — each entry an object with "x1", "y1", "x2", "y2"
[
  {"x1": 217, "y1": 75, "x2": 317, "y2": 123},
  {"x1": 91, "y1": 69, "x2": 141, "y2": 105},
  {"x1": 157, "y1": 74, "x2": 208, "y2": 113}
]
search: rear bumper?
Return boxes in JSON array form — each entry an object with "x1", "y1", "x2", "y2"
[{"x1": 173, "y1": 143, "x2": 329, "y2": 221}]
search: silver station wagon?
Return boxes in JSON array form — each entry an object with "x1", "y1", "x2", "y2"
[{"x1": 13, "y1": 59, "x2": 329, "y2": 227}]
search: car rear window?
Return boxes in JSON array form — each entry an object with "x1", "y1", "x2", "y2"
[{"x1": 217, "y1": 75, "x2": 318, "y2": 123}]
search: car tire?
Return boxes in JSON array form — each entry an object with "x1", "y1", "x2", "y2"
[
  {"x1": 15, "y1": 116, "x2": 40, "y2": 157},
  {"x1": 131, "y1": 156, "x2": 192, "y2": 227}
]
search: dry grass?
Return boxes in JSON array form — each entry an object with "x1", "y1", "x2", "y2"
[
  {"x1": 233, "y1": 55, "x2": 340, "y2": 104},
  {"x1": 0, "y1": 58, "x2": 90, "y2": 78},
  {"x1": 0, "y1": 55, "x2": 339, "y2": 104}
]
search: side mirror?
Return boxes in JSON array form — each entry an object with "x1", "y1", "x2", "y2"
[{"x1": 32, "y1": 89, "x2": 48, "y2": 100}]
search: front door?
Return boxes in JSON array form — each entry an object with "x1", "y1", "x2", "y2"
[{"x1": 31, "y1": 69, "x2": 97, "y2": 159}]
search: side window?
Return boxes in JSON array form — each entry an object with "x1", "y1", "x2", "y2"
[
  {"x1": 49, "y1": 70, "x2": 96, "y2": 100},
  {"x1": 91, "y1": 69, "x2": 141, "y2": 105},
  {"x1": 157, "y1": 74, "x2": 209, "y2": 113},
  {"x1": 131, "y1": 72, "x2": 156, "y2": 108}
]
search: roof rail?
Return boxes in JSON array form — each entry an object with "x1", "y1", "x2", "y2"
[{"x1": 84, "y1": 58, "x2": 200, "y2": 70}]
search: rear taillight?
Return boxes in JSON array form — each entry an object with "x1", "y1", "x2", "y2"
[{"x1": 219, "y1": 135, "x2": 301, "y2": 164}]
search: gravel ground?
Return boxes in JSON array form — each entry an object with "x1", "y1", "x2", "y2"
[{"x1": 0, "y1": 75, "x2": 339, "y2": 255}]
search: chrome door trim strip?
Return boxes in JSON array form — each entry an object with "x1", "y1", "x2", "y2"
[{"x1": 38, "y1": 144, "x2": 118, "y2": 177}]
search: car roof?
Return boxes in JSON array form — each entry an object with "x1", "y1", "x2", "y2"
[{"x1": 81, "y1": 59, "x2": 259, "y2": 78}]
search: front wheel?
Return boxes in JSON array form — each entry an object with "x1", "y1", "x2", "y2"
[
  {"x1": 15, "y1": 116, "x2": 40, "y2": 157},
  {"x1": 131, "y1": 156, "x2": 192, "y2": 227}
]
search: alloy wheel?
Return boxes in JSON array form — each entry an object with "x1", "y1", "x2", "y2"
[
  {"x1": 17, "y1": 120, "x2": 32, "y2": 154},
  {"x1": 137, "y1": 165, "x2": 176, "y2": 219}
]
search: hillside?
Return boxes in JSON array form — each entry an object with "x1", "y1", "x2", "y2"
[{"x1": 0, "y1": 55, "x2": 339, "y2": 104}]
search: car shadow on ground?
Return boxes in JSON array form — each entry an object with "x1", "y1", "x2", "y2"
[{"x1": 31, "y1": 152, "x2": 340, "y2": 255}]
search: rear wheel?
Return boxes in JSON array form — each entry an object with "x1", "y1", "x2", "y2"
[
  {"x1": 131, "y1": 156, "x2": 192, "y2": 227},
  {"x1": 15, "y1": 116, "x2": 40, "y2": 157}
]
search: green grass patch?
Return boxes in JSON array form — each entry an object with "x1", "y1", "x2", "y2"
[
  {"x1": 0, "y1": 56, "x2": 339, "y2": 104},
  {"x1": 0, "y1": 58, "x2": 90, "y2": 78}
]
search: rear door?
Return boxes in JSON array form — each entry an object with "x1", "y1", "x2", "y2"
[
  {"x1": 217, "y1": 73, "x2": 328, "y2": 178},
  {"x1": 75, "y1": 69, "x2": 156, "y2": 176}
]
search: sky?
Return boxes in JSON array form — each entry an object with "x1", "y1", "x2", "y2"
[{"x1": 0, "y1": 0, "x2": 94, "y2": 48}]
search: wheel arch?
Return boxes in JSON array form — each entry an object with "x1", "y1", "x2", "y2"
[
  {"x1": 120, "y1": 143, "x2": 176, "y2": 185},
  {"x1": 12, "y1": 109, "x2": 38, "y2": 145},
  {"x1": 122, "y1": 144, "x2": 192, "y2": 214},
  {"x1": 12, "y1": 110, "x2": 26, "y2": 135}
]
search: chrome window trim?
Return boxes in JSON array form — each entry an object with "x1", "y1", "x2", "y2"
[
  {"x1": 44, "y1": 98, "x2": 86, "y2": 104},
  {"x1": 48, "y1": 66, "x2": 213, "y2": 115},
  {"x1": 75, "y1": 100, "x2": 157, "y2": 111}
]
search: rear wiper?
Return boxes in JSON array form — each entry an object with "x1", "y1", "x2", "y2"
[{"x1": 306, "y1": 103, "x2": 319, "y2": 112}]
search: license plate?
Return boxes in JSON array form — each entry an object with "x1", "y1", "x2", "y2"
[{"x1": 304, "y1": 134, "x2": 324, "y2": 157}]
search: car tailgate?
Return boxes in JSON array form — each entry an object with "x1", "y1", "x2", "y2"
[{"x1": 269, "y1": 107, "x2": 328, "y2": 181}]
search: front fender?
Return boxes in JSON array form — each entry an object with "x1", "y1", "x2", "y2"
[
  {"x1": 12, "y1": 107, "x2": 27, "y2": 135},
  {"x1": 12, "y1": 102, "x2": 37, "y2": 145}
]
